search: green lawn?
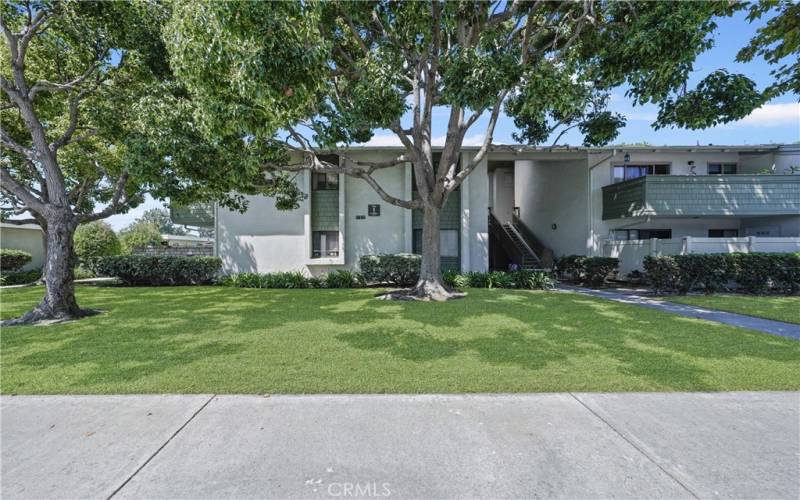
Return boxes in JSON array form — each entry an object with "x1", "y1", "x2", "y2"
[
  {"x1": 666, "y1": 295, "x2": 800, "y2": 325},
  {"x1": 1, "y1": 286, "x2": 798, "y2": 394}
]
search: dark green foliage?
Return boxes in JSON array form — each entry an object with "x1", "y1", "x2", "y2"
[
  {"x1": 0, "y1": 249, "x2": 32, "y2": 272},
  {"x1": 556, "y1": 255, "x2": 618, "y2": 285},
  {"x1": 674, "y1": 254, "x2": 734, "y2": 294},
  {"x1": 74, "y1": 222, "x2": 121, "y2": 271},
  {"x1": 443, "y1": 270, "x2": 555, "y2": 290},
  {"x1": 324, "y1": 270, "x2": 366, "y2": 289},
  {"x1": 96, "y1": 256, "x2": 221, "y2": 286},
  {"x1": 360, "y1": 254, "x2": 421, "y2": 286},
  {"x1": 643, "y1": 255, "x2": 681, "y2": 293},
  {"x1": 0, "y1": 269, "x2": 41, "y2": 286},
  {"x1": 643, "y1": 253, "x2": 799, "y2": 295},
  {"x1": 219, "y1": 272, "x2": 310, "y2": 289}
]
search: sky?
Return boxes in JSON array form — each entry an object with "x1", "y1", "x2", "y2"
[{"x1": 107, "y1": 9, "x2": 800, "y2": 230}]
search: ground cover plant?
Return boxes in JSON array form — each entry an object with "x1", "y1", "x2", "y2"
[{"x1": 1, "y1": 286, "x2": 798, "y2": 394}]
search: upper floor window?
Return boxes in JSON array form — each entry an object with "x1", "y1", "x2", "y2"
[
  {"x1": 708, "y1": 229, "x2": 738, "y2": 238},
  {"x1": 613, "y1": 164, "x2": 670, "y2": 183},
  {"x1": 613, "y1": 229, "x2": 672, "y2": 240},
  {"x1": 707, "y1": 163, "x2": 737, "y2": 175},
  {"x1": 313, "y1": 172, "x2": 339, "y2": 191},
  {"x1": 312, "y1": 230, "x2": 339, "y2": 258}
]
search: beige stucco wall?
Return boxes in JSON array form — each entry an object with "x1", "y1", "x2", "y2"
[{"x1": 0, "y1": 224, "x2": 45, "y2": 270}]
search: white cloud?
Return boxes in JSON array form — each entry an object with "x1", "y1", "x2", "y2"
[{"x1": 734, "y1": 102, "x2": 800, "y2": 127}]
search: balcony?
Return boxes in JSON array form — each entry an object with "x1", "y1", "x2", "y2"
[{"x1": 602, "y1": 175, "x2": 800, "y2": 220}]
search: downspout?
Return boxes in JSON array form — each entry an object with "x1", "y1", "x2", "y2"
[{"x1": 587, "y1": 149, "x2": 616, "y2": 256}]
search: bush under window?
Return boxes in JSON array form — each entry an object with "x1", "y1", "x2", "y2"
[
  {"x1": 0, "y1": 249, "x2": 33, "y2": 271},
  {"x1": 96, "y1": 255, "x2": 221, "y2": 285}
]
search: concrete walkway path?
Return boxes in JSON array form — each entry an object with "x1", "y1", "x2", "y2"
[
  {"x1": 2, "y1": 393, "x2": 798, "y2": 499},
  {"x1": 559, "y1": 285, "x2": 800, "y2": 340}
]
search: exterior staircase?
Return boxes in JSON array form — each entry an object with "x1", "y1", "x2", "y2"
[
  {"x1": 488, "y1": 211, "x2": 554, "y2": 270},
  {"x1": 500, "y1": 221, "x2": 541, "y2": 270}
]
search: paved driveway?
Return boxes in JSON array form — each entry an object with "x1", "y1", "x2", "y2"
[{"x1": 2, "y1": 393, "x2": 798, "y2": 499}]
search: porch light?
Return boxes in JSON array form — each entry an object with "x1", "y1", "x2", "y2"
[{"x1": 623, "y1": 152, "x2": 630, "y2": 163}]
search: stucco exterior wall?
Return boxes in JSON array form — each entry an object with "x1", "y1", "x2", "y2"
[
  {"x1": 0, "y1": 224, "x2": 45, "y2": 270},
  {"x1": 515, "y1": 158, "x2": 589, "y2": 257}
]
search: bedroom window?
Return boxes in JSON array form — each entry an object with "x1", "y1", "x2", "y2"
[
  {"x1": 613, "y1": 229, "x2": 672, "y2": 240},
  {"x1": 707, "y1": 163, "x2": 737, "y2": 175},
  {"x1": 613, "y1": 164, "x2": 670, "y2": 183},
  {"x1": 708, "y1": 229, "x2": 739, "y2": 237}
]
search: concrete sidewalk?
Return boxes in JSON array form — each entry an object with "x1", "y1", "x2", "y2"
[
  {"x1": 2, "y1": 393, "x2": 798, "y2": 499},
  {"x1": 559, "y1": 285, "x2": 800, "y2": 340}
]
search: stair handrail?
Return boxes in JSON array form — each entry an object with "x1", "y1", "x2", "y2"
[
  {"x1": 504, "y1": 221, "x2": 539, "y2": 261},
  {"x1": 511, "y1": 213, "x2": 554, "y2": 269},
  {"x1": 488, "y1": 211, "x2": 525, "y2": 265}
]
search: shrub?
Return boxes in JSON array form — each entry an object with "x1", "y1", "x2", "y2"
[
  {"x1": 556, "y1": 255, "x2": 587, "y2": 281},
  {"x1": 674, "y1": 254, "x2": 733, "y2": 293},
  {"x1": 360, "y1": 254, "x2": 421, "y2": 286},
  {"x1": 262, "y1": 271, "x2": 308, "y2": 289},
  {"x1": 119, "y1": 222, "x2": 162, "y2": 254},
  {"x1": 0, "y1": 249, "x2": 32, "y2": 271},
  {"x1": 556, "y1": 255, "x2": 618, "y2": 285},
  {"x1": 487, "y1": 270, "x2": 514, "y2": 288},
  {"x1": 307, "y1": 276, "x2": 326, "y2": 289},
  {"x1": 644, "y1": 252, "x2": 799, "y2": 295},
  {"x1": 0, "y1": 268, "x2": 41, "y2": 286},
  {"x1": 584, "y1": 257, "x2": 619, "y2": 285},
  {"x1": 777, "y1": 253, "x2": 800, "y2": 294},
  {"x1": 74, "y1": 221, "x2": 120, "y2": 270},
  {"x1": 510, "y1": 269, "x2": 557, "y2": 290},
  {"x1": 731, "y1": 253, "x2": 780, "y2": 295},
  {"x1": 325, "y1": 270, "x2": 365, "y2": 288},
  {"x1": 643, "y1": 255, "x2": 681, "y2": 293},
  {"x1": 97, "y1": 255, "x2": 221, "y2": 285},
  {"x1": 73, "y1": 266, "x2": 96, "y2": 280}
]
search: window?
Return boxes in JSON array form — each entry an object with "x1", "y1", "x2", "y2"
[
  {"x1": 312, "y1": 172, "x2": 339, "y2": 191},
  {"x1": 613, "y1": 229, "x2": 672, "y2": 240},
  {"x1": 707, "y1": 163, "x2": 737, "y2": 175},
  {"x1": 613, "y1": 164, "x2": 670, "y2": 183},
  {"x1": 708, "y1": 229, "x2": 738, "y2": 238},
  {"x1": 312, "y1": 231, "x2": 339, "y2": 258},
  {"x1": 412, "y1": 229, "x2": 459, "y2": 257}
]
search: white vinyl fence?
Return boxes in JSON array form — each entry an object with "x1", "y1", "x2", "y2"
[{"x1": 602, "y1": 237, "x2": 800, "y2": 277}]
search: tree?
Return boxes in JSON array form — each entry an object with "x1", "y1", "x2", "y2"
[
  {"x1": 1, "y1": 1, "x2": 294, "y2": 324},
  {"x1": 119, "y1": 221, "x2": 162, "y2": 254},
  {"x1": 73, "y1": 220, "x2": 120, "y2": 270},
  {"x1": 168, "y1": 1, "x2": 773, "y2": 300},
  {"x1": 138, "y1": 208, "x2": 186, "y2": 236}
]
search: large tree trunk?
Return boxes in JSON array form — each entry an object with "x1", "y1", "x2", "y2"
[
  {"x1": 409, "y1": 204, "x2": 459, "y2": 301},
  {"x1": 3, "y1": 211, "x2": 96, "y2": 325}
]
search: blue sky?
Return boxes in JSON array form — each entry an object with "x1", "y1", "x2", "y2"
[{"x1": 108, "y1": 9, "x2": 799, "y2": 230}]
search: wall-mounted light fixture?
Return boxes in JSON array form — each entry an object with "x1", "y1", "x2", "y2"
[
  {"x1": 623, "y1": 152, "x2": 631, "y2": 163},
  {"x1": 551, "y1": 223, "x2": 558, "y2": 230},
  {"x1": 688, "y1": 160, "x2": 696, "y2": 175}
]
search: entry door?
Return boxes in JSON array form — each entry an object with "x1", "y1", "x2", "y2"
[{"x1": 494, "y1": 168, "x2": 515, "y2": 223}]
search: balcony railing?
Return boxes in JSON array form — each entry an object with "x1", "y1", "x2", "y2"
[{"x1": 602, "y1": 174, "x2": 800, "y2": 220}]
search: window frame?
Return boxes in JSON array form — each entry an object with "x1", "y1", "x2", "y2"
[
  {"x1": 707, "y1": 162, "x2": 737, "y2": 175},
  {"x1": 708, "y1": 229, "x2": 739, "y2": 238},
  {"x1": 613, "y1": 229, "x2": 672, "y2": 240},
  {"x1": 311, "y1": 230, "x2": 340, "y2": 258},
  {"x1": 312, "y1": 172, "x2": 339, "y2": 191},
  {"x1": 612, "y1": 163, "x2": 671, "y2": 183}
]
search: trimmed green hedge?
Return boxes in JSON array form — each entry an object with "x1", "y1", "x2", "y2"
[
  {"x1": 643, "y1": 253, "x2": 800, "y2": 294},
  {"x1": 96, "y1": 255, "x2": 221, "y2": 285},
  {"x1": 556, "y1": 255, "x2": 619, "y2": 285},
  {"x1": 0, "y1": 268, "x2": 41, "y2": 286},
  {"x1": 0, "y1": 249, "x2": 32, "y2": 271},
  {"x1": 219, "y1": 270, "x2": 365, "y2": 289},
  {"x1": 360, "y1": 254, "x2": 421, "y2": 286}
]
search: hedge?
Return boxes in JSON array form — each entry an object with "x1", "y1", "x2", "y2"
[
  {"x1": 643, "y1": 253, "x2": 800, "y2": 294},
  {"x1": 360, "y1": 254, "x2": 420, "y2": 286},
  {"x1": 0, "y1": 268, "x2": 41, "y2": 286},
  {"x1": 0, "y1": 249, "x2": 32, "y2": 271},
  {"x1": 219, "y1": 270, "x2": 365, "y2": 289},
  {"x1": 556, "y1": 255, "x2": 619, "y2": 285},
  {"x1": 96, "y1": 255, "x2": 221, "y2": 285}
]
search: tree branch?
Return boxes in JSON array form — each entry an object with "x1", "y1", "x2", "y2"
[
  {"x1": 0, "y1": 167, "x2": 45, "y2": 214},
  {"x1": 357, "y1": 171, "x2": 420, "y2": 210},
  {"x1": 76, "y1": 172, "x2": 130, "y2": 222}
]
